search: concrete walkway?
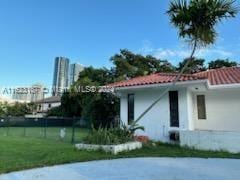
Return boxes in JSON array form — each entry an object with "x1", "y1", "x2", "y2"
[{"x1": 1, "y1": 158, "x2": 240, "y2": 180}]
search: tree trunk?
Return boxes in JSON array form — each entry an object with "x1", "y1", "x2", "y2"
[{"x1": 133, "y1": 40, "x2": 198, "y2": 125}]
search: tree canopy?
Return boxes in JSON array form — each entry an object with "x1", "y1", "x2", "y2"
[
  {"x1": 178, "y1": 57, "x2": 206, "y2": 73},
  {"x1": 208, "y1": 59, "x2": 238, "y2": 69},
  {"x1": 0, "y1": 102, "x2": 34, "y2": 117},
  {"x1": 110, "y1": 49, "x2": 175, "y2": 80},
  {"x1": 59, "y1": 65, "x2": 119, "y2": 127}
]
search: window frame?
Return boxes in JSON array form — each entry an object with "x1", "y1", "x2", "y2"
[
  {"x1": 196, "y1": 94, "x2": 207, "y2": 120},
  {"x1": 169, "y1": 91, "x2": 180, "y2": 127},
  {"x1": 127, "y1": 93, "x2": 134, "y2": 124}
]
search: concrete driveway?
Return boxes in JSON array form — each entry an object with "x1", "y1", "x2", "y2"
[{"x1": 1, "y1": 158, "x2": 240, "y2": 180}]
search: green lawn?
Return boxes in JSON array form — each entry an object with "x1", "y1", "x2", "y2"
[
  {"x1": 0, "y1": 136, "x2": 240, "y2": 174},
  {"x1": 0, "y1": 127, "x2": 89, "y2": 143}
]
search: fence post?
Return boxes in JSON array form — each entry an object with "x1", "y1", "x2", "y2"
[
  {"x1": 71, "y1": 118, "x2": 75, "y2": 144},
  {"x1": 23, "y1": 117, "x2": 26, "y2": 137},
  {"x1": 6, "y1": 117, "x2": 10, "y2": 136},
  {"x1": 44, "y1": 118, "x2": 47, "y2": 138}
]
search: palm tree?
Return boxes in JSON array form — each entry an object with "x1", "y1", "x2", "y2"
[
  {"x1": 168, "y1": 0, "x2": 237, "y2": 57},
  {"x1": 133, "y1": 0, "x2": 238, "y2": 124}
]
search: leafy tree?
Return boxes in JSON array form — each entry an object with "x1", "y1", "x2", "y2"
[
  {"x1": 111, "y1": 49, "x2": 175, "y2": 80},
  {"x1": 78, "y1": 66, "x2": 113, "y2": 85},
  {"x1": 158, "y1": 60, "x2": 176, "y2": 73},
  {"x1": 208, "y1": 59, "x2": 238, "y2": 69},
  {"x1": 61, "y1": 92, "x2": 82, "y2": 117},
  {"x1": 59, "y1": 66, "x2": 119, "y2": 127},
  {"x1": 6, "y1": 102, "x2": 29, "y2": 117},
  {"x1": 133, "y1": 0, "x2": 238, "y2": 124},
  {"x1": 0, "y1": 102, "x2": 8, "y2": 117},
  {"x1": 81, "y1": 93, "x2": 119, "y2": 128},
  {"x1": 178, "y1": 57, "x2": 206, "y2": 73},
  {"x1": 0, "y1": 102, "x2": 37, "y2": 117},
  {"x1": 27, "y1": 102, "x2": 38, "y2": 114},
  {"x1": 47, "y1": 106, "x2": 64, "y2": 117}
]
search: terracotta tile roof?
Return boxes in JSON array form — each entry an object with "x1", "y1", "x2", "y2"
[
  {"x1": 109, "y1": 73, "x2": 206, "y2": 88},
  {"x1": 194, "y1": 67, "x2": 240, "y2": 85},
  {"x1": 109, "y1": 67, "x2": 240, "y2": 88}
]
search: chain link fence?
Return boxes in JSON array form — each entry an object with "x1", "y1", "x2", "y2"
[{"x1": 0, "y1": 117, "x2": 89, "y2": 143}]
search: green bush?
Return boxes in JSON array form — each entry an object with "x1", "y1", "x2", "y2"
[
  {"x1": 84, "y1": 126, "x2": 133, "y2": 145},
  {"x1": 84, "y1": 122, "x2": 145, "y2": 145},
  {"x1": 46, "y1": 106, "x2": 64, "y2": 117}
]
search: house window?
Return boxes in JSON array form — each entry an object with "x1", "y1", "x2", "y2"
[
  {"x1": 169, "y1": 91, "x2": 179, "y2": 127},
  {"x1": 197, "y1": 95, "x2": 206, "y2": 119},
  {"x1": 48, "y1": 104, "x2": 52, "y2": 108},
  {"x1": 128, "y1": 94, "x2": 134, "y2": 124}
]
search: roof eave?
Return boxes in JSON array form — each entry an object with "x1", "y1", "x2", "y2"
[
  {"x1": 114, "y1": 79, "x2": 209, "y2": 91},
  {"x1": 208, "y1": 83, "x2": 240, "y2": 90}
]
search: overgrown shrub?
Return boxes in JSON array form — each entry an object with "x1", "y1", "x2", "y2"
[
  {"x1": 84, "y1": 122, "x2": 144, "y2": 145},
  {"x1": 84, "y1": 126, "x2": 133, "y2": 145},
  {"x1": 47, "y1": 106, "x2": 64, "y2": 117}
]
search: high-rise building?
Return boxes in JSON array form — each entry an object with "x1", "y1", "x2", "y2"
[
  {"x1": 12, "y1": 83, "x2": 44, "y2": 102},
  {"x1": 12, "y1": 88, "x2": 31, "y2": 102},
  {"x1": 30, "y1": 83, "x2": 44, "y2": 102},
  {"x1": 52, "y1": 57, "x2": 70, "y2": 96},
  {"x1": 69, "y1": 63, "x2": 84, "y2": 85}
]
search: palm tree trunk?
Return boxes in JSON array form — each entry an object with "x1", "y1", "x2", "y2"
[{"x1": 133, "y1": 40, "x2": 197, "y2": 125}]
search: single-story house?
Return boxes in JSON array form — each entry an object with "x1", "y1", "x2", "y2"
[
  {"x1": 110, "y1": 67, "x2": 240, "y2": 153},
  {"x1": 35, "y1": 96, "x2": 61, "y2": 113}
]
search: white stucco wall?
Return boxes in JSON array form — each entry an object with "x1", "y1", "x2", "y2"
[
  {"x1": 119, "y1": 87, "x2": 192, "y2": 142},
  {"x1": 119, "y1": 84, "x2": 240, "y2": 143},
  {"x1": 180, "y1": 130, "x2": 240, "y2": 153},
  {"x1": 41, "y1": 102, "x2": 61, "y2": 112},
  {"x1": 193, "y1": 90, "x2": 240, "y2": 131},
  {"x1": 120, "y1": 94, "x2": 128, "y2": 125}
]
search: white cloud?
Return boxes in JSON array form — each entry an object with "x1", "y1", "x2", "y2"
[
  {"x1": 196, "y1": 48, "x2": 232, "y2": 58},
  {"x1": 139, "y1": 40, "x2": 155, "y2": 53},
  {"x1": 139, "y1": 41, "x2": 189, "y2": 59},
  {"x1": 153, "y1": 48, "x2": 189, "y2": 59},
  {"x1": 139, "y1": 40, "x2": 233, "y2": 61}
]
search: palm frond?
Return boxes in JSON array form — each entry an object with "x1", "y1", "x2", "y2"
[{"x1": 167, "y1": 0, "x2": 238, "y2": 47}]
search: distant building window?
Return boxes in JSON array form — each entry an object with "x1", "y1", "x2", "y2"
[
  {"x1": 48, "y1": 104, "x2": 52, "y2": 108},
  {"x1": 128, "y1": 94, "x2": 134, "y2": 124},
  {"x1": 197, "y1": 95, "x2": 206, "y2": 119}
]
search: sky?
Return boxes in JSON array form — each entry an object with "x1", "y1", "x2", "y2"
[{"x1": 0, "y1": 0, "x2": 239, "y2": 88}]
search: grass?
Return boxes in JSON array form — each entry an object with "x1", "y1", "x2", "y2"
[
  {"x1": 0, "y1": 127, "x2": 89, "y2": 143},
  {"x1": 0, "y1": 136, "x2": 240, "y2": 174}
]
